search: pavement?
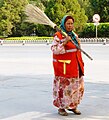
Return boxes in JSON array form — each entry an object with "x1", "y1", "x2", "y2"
[{"x1": 0, "y1": 44, "x2": 109, "y2": 120}]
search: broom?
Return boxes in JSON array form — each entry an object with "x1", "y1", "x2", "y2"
[{"x1": 25, "y1": 4, "x2": 93, "y2": 60}]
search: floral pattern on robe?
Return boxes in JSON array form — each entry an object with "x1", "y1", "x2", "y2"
[{"x1": 53, "y1": 76, "x2": 84, "y2": 109}]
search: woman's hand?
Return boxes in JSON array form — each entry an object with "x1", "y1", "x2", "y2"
[{"x1": 63, "y1": 36, "x2": 71, "y2": 46}]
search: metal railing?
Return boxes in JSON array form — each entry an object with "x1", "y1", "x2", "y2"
[
  {"x1": 0, "y1": 38, "x2": 109, "y2": 45},
  {"x1": 80, "y1": 38, "x2": 109, "y2": 44}
]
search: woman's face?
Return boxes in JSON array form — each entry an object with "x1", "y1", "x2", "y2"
[{"x1": 64, "y1": 19, "x2": 74, "y2": 32}]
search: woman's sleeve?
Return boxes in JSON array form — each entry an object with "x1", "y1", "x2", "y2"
[{"x1": 51, "y1": 35, "x2": 66, "y2": 54}]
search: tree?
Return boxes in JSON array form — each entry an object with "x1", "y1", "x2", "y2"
[
  {"x1": 40, "y1": 0, "x2": 50, "y2": 8},
  {"x1": 29, "y1": 0, "x2": 50, "y2": 9},
  {"x1": 89, "y1": 0, "x2": 109, "y2": 22},
  {"x1": 78, "y1": 0, "x2": 93, "y2": 22},
  {"x1": 0, "y1": 0, "x2": 28, "y2": 36},
  {"x1": 29, "y1": 0, "x2": 45, "y2": 11},
  {"x1": 45, "y1": 0, "x2": 88, "y2": 33},
  {"x1": 9, "y1": 0, "x2": 51, "y2": 37},
  {"x1": 0, "y1": 0, "x2": 3, "y2": 7}
]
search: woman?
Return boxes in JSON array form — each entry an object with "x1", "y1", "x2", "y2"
[{"x1": 51, "y1": 15, "x2": 84, "y2": 116}]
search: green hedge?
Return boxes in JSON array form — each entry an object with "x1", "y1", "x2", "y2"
[
  {"x1": 80, "y1": 23, "x2": 109, "y2": 38},
  {"x1": 5, "y1": 36, "x2": 53, "y2": 40},
  {"x1": 2, "y1": 23, "x2": 109, "y2": 39}
]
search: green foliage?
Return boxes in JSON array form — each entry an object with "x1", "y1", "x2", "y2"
[
  {"x1": 6, "y1": 36, "x2": 52, "y2": 40},
  {"x1": 0, "y1": 0, "x2": 28, "y2": 36},
  {"x1": 79, "y1": 23, "x2": 95, "y2": 37},
  {"x1": 80, "y1": 23, "x2": 109, "y2": 37},
  {"x1": 0, "y1": 0, "x2": 3, "y2": 7},
  {"x1": 36, "y1": 24, "x2": 55, "y2": 36},
  {"x1": 89, "y1": 0, "x2": 109, "y2": 22},
  {"x1": 78, "y1": 0, "x2": 109, "y2": 22},
  {"x1": 11, "y1": 22, "x2": 37, "y2": 37},
  {"x1": 78, "y1": 0, "x2": 93, "y2": 22},
  {"x1": 29, "y1": 0, "x2": 45, "y2": 11},
  {"x1": 97, "y1": 23, "x2": 109, "y2": 37},
  {"x1": 45, "y1": 0, "x2": 88, "y2": 32},
  {"x1": 0, "y1": 0, "x2": 109, "y2": 37}
]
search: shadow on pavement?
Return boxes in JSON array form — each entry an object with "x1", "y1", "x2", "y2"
[{"x1": 0, "y1": 75, "x2": 109, "y2": 120}]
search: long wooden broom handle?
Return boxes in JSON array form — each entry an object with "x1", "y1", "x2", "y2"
[{"x1": 54, "y1": 26, "x2": 93, "y2": 60}]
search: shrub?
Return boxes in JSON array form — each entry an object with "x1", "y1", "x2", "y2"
[{"x1": 79, "y1": 23, "x2": 109, "y2": 38}]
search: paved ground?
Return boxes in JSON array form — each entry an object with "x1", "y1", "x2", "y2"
[{"x1": 0, "y1": 44, "x2": 109, "y2": 120}]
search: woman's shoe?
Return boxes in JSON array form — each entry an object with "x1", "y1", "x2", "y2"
[
  {"x1": 58, "y1": 109, "x2": 68, "y2": 116},
  {"x1": 68, "y1": 108, "x2": 81, "y2": 115}
]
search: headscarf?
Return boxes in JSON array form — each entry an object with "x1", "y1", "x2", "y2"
[{"x1": 60, "y1": 15, "x2": 79, "y2": 46}]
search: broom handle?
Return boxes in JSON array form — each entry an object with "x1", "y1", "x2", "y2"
[
  {"x1": 25, "y1": 4, "x2": 93, "y2": 60},
  {"x1": 54, "y1": 26, "x2": 93, "y2": 60}
]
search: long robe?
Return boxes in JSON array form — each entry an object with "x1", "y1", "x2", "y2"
[{"x1": 51, "y1": 31, "x2": 84, "y2": 109}]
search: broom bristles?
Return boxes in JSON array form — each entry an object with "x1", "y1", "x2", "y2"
[
  {"x1": 25, "y1": 4, "x2": 56, "y2": 28},
  {"x1": 25, "y1": 4, "x2": 93, "y2": 60}
]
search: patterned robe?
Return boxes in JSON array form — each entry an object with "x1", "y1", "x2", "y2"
[{"x1": 51, "y1": 31, "x2": 84, "y2": 109}]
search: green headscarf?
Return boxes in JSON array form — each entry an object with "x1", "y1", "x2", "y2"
[{"x1": 60, "y1": 15, "x2": 79, "y2": 46}]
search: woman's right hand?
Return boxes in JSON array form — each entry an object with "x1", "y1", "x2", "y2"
[{"x1": 63, "y1": 36, "x2": 71, "y2": 46}]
